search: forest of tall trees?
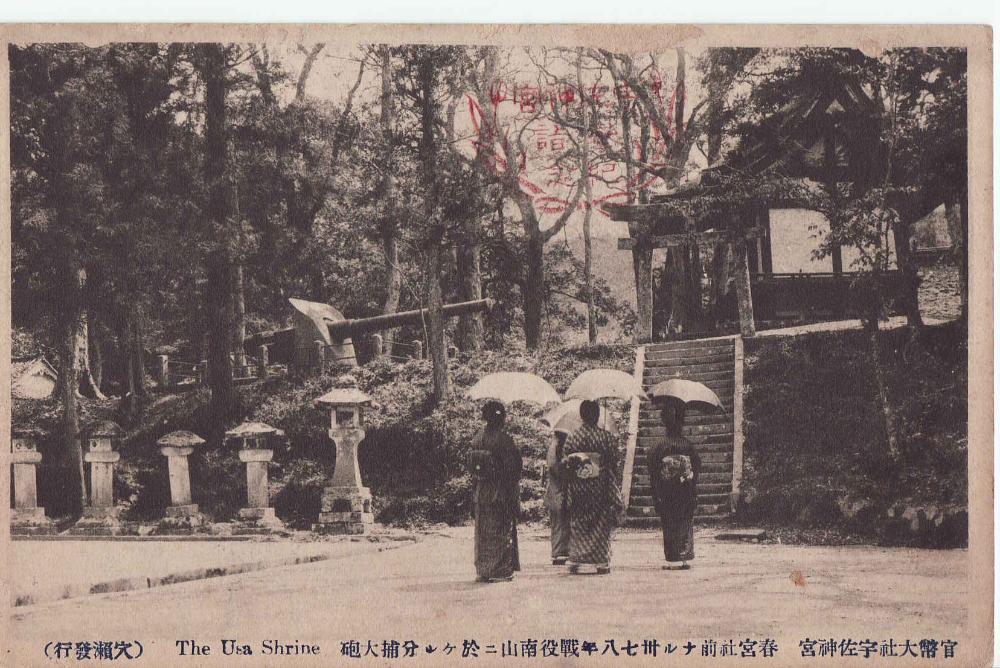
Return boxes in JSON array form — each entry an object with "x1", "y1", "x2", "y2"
[{"x1": 11, "y1": 43, "x2": 968, "y2": 513}]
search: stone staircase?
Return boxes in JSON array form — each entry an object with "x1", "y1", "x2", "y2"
[{"x1": 624, "y1": 337, "x2": 740, "y2": 527}]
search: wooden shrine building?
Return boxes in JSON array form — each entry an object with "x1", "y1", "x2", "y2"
[{"x1": 606, "y1": 76, "x2": 927, "y2": 341}]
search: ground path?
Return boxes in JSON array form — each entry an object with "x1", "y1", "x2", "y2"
[{"x1": 6, "y1": 526, "x2": 970, "y2": 667}]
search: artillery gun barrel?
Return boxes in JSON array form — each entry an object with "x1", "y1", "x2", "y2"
[{"x1": 327, "y1": 298, "x2": 492, "y2": 339}]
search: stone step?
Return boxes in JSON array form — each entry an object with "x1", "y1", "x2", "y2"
[
  {"x1": 638, "y1": 423, "x2": 733, "y2": 437},
  {"x1": 642, "y1": 359, "x2": 733, "y2": 374},
  {"x1": 631, "y1": 471, "x2": 734, "y2": 486},
  {"x1": 631, "y1": 450, "x2": 733, "y2": 464},
  {"x1": 646, "y1": 338, "x2": 735, "y2": 353},
  {"x1": 630, "y1": 482, "x2": 732, "y2": 497},
  {"x1": 638, "y1": 412, "x2": 730, "y2": 426},
  {"x1": 637, "y1": 438, "x2": 734, "y2": 449},
  {"x1": 644, "y1": 350, "x2": 734, "y2": 365},
  {"x1": 636, "y1": 434, "x2": 733, "y2": 447},
  {"x1": 643, "y1": 352, "x2": 733, "y2": 367},
  {"x1": 643, "y1": 369, "x2": 733, "y2": 383},
  {"x1": 644, "y1": 377, "x2": 733, "y2": 390},
  {"x1": 631, "y1": 462, "x2": 733, "y2": 476},
  {"x1": 635, "y1": 448, "x2": 733, "y2": 466}
]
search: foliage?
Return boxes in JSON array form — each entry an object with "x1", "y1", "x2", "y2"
[{"x1": 739, "y1": 323, "x2": 967, "y2": 547}]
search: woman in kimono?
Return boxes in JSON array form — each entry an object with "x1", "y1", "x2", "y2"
[
  {"x1": 469, "y1": 400, "x2": 522, "y2": 582},
  {"x1": 544, "y1": 429, "x2": 570, "y2": 565},
  {"x1": 648, "y1": 397, "x2": 701, "y2": 570},
  {"x1": 562, "y1": 400, "x2": 622, "y2": 575}
]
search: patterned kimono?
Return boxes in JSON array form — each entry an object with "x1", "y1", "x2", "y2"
[
  {"x1": 648, "y1": 435, "x2": 701, "y2": 562},
  {"x1": 563, "y1": 424, "x2": 622, "y2": 567},
  {"x1": 544, "y1": 432, "x2": 570, "y2": 560},
  {"x1": 471, "y1": 427, "x2": 522, "y2": 580}
]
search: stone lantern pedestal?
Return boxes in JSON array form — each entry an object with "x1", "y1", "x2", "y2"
[
  {"x1": 312, "y1": 386, "x2": 376, "y2": 535},
  {"x1": 226, "y1": 421, "x2": 285, "y2": 534},
  {"x1": 11, "y1": 430, "x2": 55, "y2": 535},
  {"x1": 154, "y1": 430, "x2": 206, "y2": 534}
]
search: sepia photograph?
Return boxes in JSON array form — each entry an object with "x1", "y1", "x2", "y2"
[{"x1": 1, "y1": 23, "x2": 992, "y2": 667}]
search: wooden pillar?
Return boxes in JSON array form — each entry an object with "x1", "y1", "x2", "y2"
[
  {"x1": 257, "y1": 344, "x2": 269, "y2": 379},
  {"x1": 734, "y1": 241, "x2": 756, "y2": 337},
  {"x1": 156, "y1": 355, "x2": 170, "y2": 386}
]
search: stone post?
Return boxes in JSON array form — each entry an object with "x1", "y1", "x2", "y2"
[
  {"x1": 313, "y1": 384, "x2": 375, "y2": 535},
  {"x1": 155, "y1": 431, "x2": 205, "y2": 533},
  {"x1": 225, "y1": 421, "x2": 284, "y2": 533},
  {"x1": 371, "y1": 334, "x2": 384, "y2": 359},
  {"x1": 197, "y1": 361, "x2": 208, "y2": 385},
  {"x1": 257, "y1": 344, "x2": 269, "y2": 379},
  {"x1": 11, "y1": 429, "x2": 54, "y2": 534},
  {"x1": 411, "y1": 340, "x2": 423, "y2": 360},
  {"x1": 157, "y1": 355, "x2": 170, "y2": 386},
  {"x1": 447, "y1": 343, "x2": 459, "y2": 359}
]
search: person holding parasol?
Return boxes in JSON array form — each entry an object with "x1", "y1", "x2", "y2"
[
  {"x1": 467, "y1": 372, "x2": 560, "y2": 582},
  {"x1": 647, "y1": 379, "x2": 722, "y2": 570}
]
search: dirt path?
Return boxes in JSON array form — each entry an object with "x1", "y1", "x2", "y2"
[{"x1": 6, "y1": 526, "x2": 972, "y2": 667}]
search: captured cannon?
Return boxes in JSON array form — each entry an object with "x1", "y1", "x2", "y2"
[{"x1": 243, "y1": 297, "x2": 492, "y2": 370}]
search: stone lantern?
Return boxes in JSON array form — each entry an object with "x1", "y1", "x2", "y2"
[
  {"x1": 155, "y1": 430, "x2": 205, "y2": 532},
  {"x1": 313, "y1": 384, "x2": 375, "y2": 534},
  {"x1": 70, "y1": 420, "x2": 124, "y2": 535},
  {"x1": 11, "y1": 428, "x2": 54, "y2": 534},
  {"x1": 225, "y1": 421, "x2": 284, "y2": 533}
]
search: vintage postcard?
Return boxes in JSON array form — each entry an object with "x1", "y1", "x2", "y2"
[{"x1": 0, "y1": 23, "x2": 992, "y2": 667}]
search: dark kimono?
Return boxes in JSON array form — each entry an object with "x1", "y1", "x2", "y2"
[
  {"x1": 471, "y1": 427, "x2": 522, "y2": 580},
  {"x1": 648, "y1": 435, "x2": 701, "y2": 562},
  {"x1": 544, "y1": 432, "x2": 570, "y2": 560},
  {"x1": 563, "y1": 424, "x2": 622, "y2": 566}
]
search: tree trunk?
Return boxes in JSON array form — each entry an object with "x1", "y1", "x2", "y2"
[
  {"x1": 665, "y1": 246, "x2": 700, "y2": 336},
  {"x1": 231, "y1": 263, "x2": 246, "y2": 359},
  {"x1": 708, "y1": 240, "x2": 733, "y2": 330},
  {"x1": 378, "y1": 47, "x2": 402, "y2": 354},
  {"x1": 524, "y1": 228, "x2": 546, "y2": 350},
  {"x1": 425, "y1": 241, "x2": 450, "y2": 403},
  {"x1": 866, "y1": 319, "x2": 899, "y2": 459},
  {"x1": 201, "y1": 43, "x2": 238, "y2": 430},
  {"x1": 891, "y1": 220, "x2": 923, "y2": 329},
  {"x1": 687, "y1": 241, "x2": 705, "y2": 331},
  {"x1": 120, "y1": 317, "x2": 138, "y2": 420},
  {"x1": 419, "y1": 51, "x2": 449, "y2": 405},
  {"x1": 58, "y1": 263, "x2": 86, "y2": 515},
  {"x1": 206, "y1": 252, "x2": 237, "y2": 424},
  {"x1": 945, "y1": 197, "x2": 968, "y2": 322},
  {"x1": 577, "y1": 50, "x2": 597, "y2": 345},
  {"x1": 89, "y1": 325, "x2": 104, "y2": 392},
  {"x1": 454, "y1": 220, "x2": 485, "y2": 352}
]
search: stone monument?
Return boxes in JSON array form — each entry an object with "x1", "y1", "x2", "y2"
[{"x1": 313, "y1": 383, "x2": 375, "y2": 535}]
